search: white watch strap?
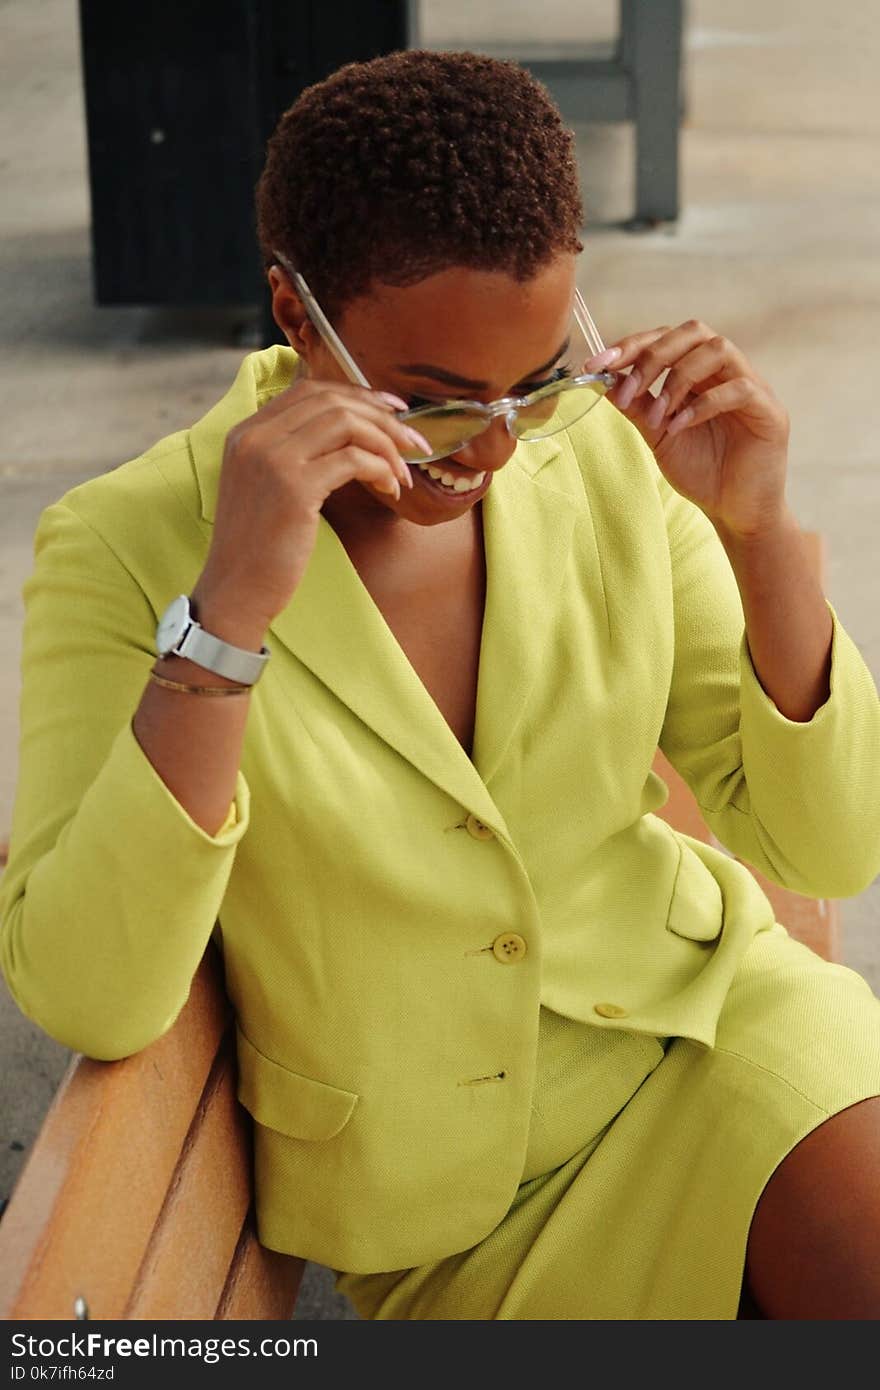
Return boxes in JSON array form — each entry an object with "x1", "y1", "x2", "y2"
[{"x1": 177, "y1": 623, "x2": 270, "y2": 685}]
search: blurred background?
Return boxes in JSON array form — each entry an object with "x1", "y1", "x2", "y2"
[{"x1": 1, "y1": 0, "x2": 878, "y2": 1319}]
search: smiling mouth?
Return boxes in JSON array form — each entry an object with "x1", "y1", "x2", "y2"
[{"x1": 412, "y1": 460, "x2": 487, "y2": 494}]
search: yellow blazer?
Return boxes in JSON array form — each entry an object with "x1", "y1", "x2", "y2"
[{"x1": 2, "y1": 346, "x2": 879, "y2": 1273}]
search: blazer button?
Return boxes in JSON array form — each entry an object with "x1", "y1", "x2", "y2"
[
  {"x1": 593, "y1": 1002, "x2": 629, "y2": 1019},
  {"x1": 466, "y1": 814, "x2": 494, "y2": 840},
  {"x1": 492, "y1": 932, "x2": 527, "y2": 963}
]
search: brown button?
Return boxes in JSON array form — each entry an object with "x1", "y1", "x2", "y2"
[
  {"x1": 593, "y1": 1002, "x2": 629, "y2": 1019},
  {"x1": 492, "y1": 932, "x2": 527, "y2": 963},
  {"x1": 466, "y1": 814, "x2": 494, "y2": 841}
]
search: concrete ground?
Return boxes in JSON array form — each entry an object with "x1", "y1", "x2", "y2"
[{"x1": 1, "y1": 0, "x2": 878, "y2": 1321}]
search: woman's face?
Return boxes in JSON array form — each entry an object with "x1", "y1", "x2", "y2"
[{"x1": 272, "y1": 252, "x2": 579, "y2": 529}]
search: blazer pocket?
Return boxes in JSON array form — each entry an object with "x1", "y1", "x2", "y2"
[
  {"x1": 665, "y1": 834, "x2": 724, "y2": 943},
  {"x1": 235, "y1": 1023, "x2": 359, "y2": 1140}
]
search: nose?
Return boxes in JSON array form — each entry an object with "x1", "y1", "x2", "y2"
[{"x1": 452, "y1": 415, "x2": 519, "y2": 475}]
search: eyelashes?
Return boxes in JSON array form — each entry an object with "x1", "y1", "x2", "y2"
[
  {"x1": 404, "y1": 366, "x2": 573, "y2": 410},
  {"x1": 522, "y1": 365, "x2": 573, "y2": 393}
]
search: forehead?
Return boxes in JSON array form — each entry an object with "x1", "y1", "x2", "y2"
[{"x1": 337, "y1": 257, "x2": 578, "y2": 390}]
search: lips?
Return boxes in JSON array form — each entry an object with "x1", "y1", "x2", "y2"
[
  {"x1": 422, "y1": 459, "x2": 475, "y2": 480},
  {"x1": 411, "y1": 461, "x2": 491, "y2": 504}
]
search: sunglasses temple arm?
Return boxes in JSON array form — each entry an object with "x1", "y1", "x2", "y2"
[
  {"x1": 272, "y1": 251, "x2": 373, "y2": 390},
  {"x1": 573, "y1": 288, "x2": 606, "y2": 359},
  {"x1": 292, "y1": 274, "x2": 372, "y2": 388},
  {"x1": 320, "y1": 333, "x2": 373, "y2": 389}
]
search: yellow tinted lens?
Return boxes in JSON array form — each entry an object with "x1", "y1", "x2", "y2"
[
  {"x1": 399, "y1": 407, "x2": 487, "y2": 460},
  {"x1": 514, "y1": 381, "x2": 607, "y2": 440}
]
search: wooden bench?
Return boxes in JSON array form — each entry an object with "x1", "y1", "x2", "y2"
[
  {"x1": 0, "y1": 939, "x2": 304, "y2": 1320},
  {"x1": 0, "y1": 534, "x2": 839, "y2": 1320}
]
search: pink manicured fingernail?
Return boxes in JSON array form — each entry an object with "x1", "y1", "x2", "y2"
[
  {"x1": 378, "y1": 391, "x2": 409, "y2": 411},
  {"x1": 614, "y1": 372, "x2": 640, "y2": 410},
  {"x1": 647, "y1": 392, "x2": 669, "y2": 430},
  {"x1": 585, "y1": 347, "x2": 622, "y2": 370},
  {"x1": 405, "y1": 426, "x2": 433, "y2": 454},
  {"x1": 665, "y1": 406, "x2": 694, "y2": 436}
]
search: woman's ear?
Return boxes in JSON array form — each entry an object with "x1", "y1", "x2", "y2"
[{"x1": 267, "y1": 265, "x2": 314, "y2": 355}]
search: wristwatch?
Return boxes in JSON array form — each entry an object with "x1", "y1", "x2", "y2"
[{"x1": 155, "y1": 594, "x2": 270, "y2": 686}]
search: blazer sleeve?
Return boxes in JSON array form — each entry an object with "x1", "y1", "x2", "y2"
[
  {"x1": 0, "y1": 501, "x2": 250, "y2": 1060},
  {"x1": 655, "y1": 472, "x2": 880, "y2": 898}
]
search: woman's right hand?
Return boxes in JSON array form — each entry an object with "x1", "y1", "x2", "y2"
[{"x1": 190, "y1": 377, "x2": 420, "y2": 648}]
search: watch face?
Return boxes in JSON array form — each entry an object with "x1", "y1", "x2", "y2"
[{"x1": 156, "y1": 594, "x2": 192, "y2": 655}]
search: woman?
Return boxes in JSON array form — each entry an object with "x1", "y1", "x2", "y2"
[{"x1": 2, "y1": 50, "x2": 879, "y2": 1320}]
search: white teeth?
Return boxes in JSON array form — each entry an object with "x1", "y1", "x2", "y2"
[{"x1": 414, "y1": 461, "x2": 486, "y2": 493}]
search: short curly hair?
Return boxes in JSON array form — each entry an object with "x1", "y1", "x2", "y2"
[{"x1": 255, "y1": 49, "x2": 584, "y2": 320}]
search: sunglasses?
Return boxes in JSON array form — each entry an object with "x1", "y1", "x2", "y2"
[{"x1": 272, "y1": 250, "x2": 617, "y2": 465}]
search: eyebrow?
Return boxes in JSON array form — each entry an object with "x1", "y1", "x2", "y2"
[{"x1": 392, "y1": 338, "x2": 570, "y2": 392}]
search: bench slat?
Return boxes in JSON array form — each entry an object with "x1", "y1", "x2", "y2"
[
  {"x1": 123, "y1": 1035, "x2": 253, "y2": 1319},
  {"x1": 214, "y1": 1213, "x2": 304, "y2": 1320},
  {"x1": 0, "y1": 947, "x2": 229, "y2": 1319}
]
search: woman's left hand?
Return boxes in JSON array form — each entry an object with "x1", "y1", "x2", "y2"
[{"x1": 586, "y1": 321, "x2": 791, "y2": 539}]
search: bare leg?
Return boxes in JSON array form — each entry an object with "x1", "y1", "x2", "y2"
[{"x1": 742, "y1": 1095, "x2": 880, "y2": 1319}]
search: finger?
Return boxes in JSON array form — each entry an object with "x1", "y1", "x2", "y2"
[
  {"x1": 585, "y1": 325, "x2": 673, "y2": 373},
  {"x1": 663, "y1": 377, "x2": 769, "y2": 437},
  {"x1": 247, "y1": 375, "x2": 408, "y2": 428},
  {"x1": 617, "y1": 382, "x2": 687, "y2": 445},
  {"x1": 608, "y1": 322, "x2": 751, "y2": 409},
  {"x1": 663, "y1": 338, "x2": 757, "y2": 410},
  {"x1": 320, "y1": 443, "x2": 407, "y2": 499},
  {"x1": 256, "y1": 404, "x2": 416, "y2": 490},
  {"x1": 646, "y1": 340, "x2": 746, "y2": 427},
  {"x1": 594, "y1": 321, "x2": 747, "y2": 374},
  {"x1": 290, "y1": 386, "x2": 428, "y2": 467},
  {"x1": 254, "y1": 394, "x2": 423, "y2": 488}
]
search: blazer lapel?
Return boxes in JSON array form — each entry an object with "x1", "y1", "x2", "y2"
[
  {"x1": 471, "y1": 453, "x2": 578, "y2": 787},
  {"x1": 268, "y1": 442, "x2": 578, "y2": 826},
  {"x1": 270, "y1": 517, "x2": 501, "y2": 827},
  {"x1": 189, "y1": 348, "x2": 581, "y2": 830}
]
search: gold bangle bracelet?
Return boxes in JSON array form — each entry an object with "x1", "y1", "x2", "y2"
[{"x1": 149, "y1": 670, "x2": 252, "y2": 697}]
